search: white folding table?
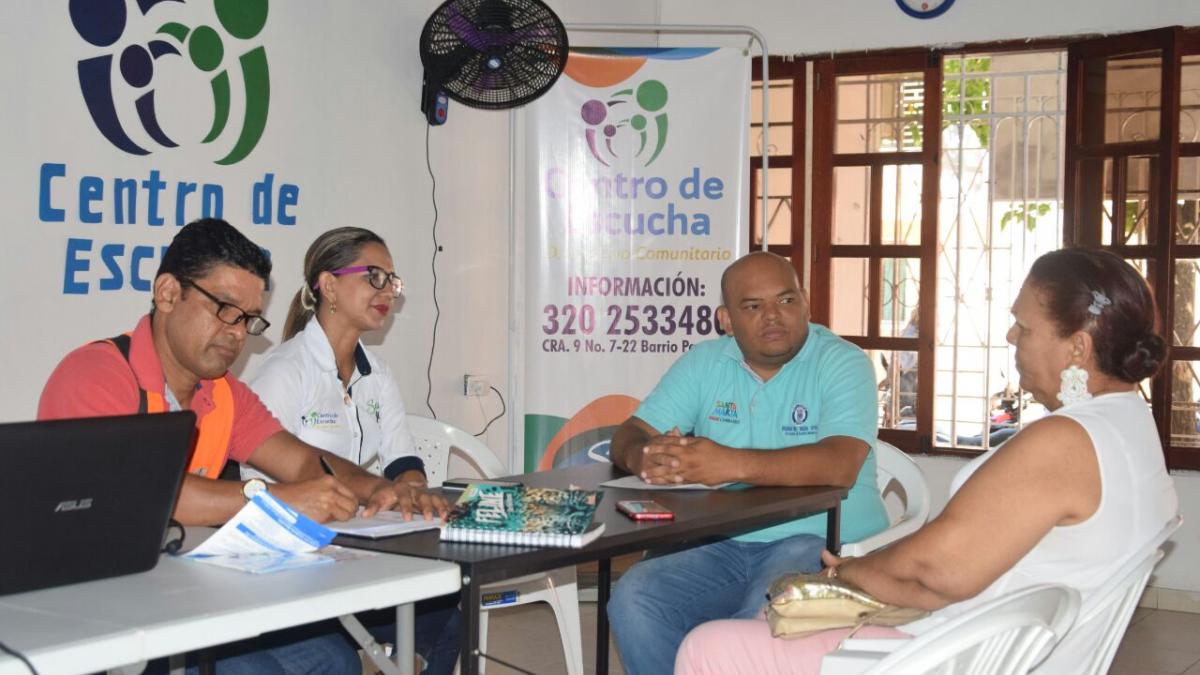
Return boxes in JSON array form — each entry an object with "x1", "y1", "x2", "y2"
[{"x1": 0, "y1": 549, "x2": 460, "y2": 675}]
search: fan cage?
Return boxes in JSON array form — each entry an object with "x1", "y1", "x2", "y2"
[{"x1": 420, "y1": 0, "x2": 569, "y2": 110}]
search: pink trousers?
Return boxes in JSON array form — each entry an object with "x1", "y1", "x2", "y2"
[{"x1": 675, "y1": 620, "x2": 908, "y2": 675}]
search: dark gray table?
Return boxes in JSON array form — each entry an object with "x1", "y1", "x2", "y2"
[{"x1": 338, "y1": 462, "x2": 847, "y2": 675}]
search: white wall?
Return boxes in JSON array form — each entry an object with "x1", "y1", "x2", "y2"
[
  {"x1": 380, "y1": 0, "x2": 662, "y2": 466},
  {"x1": 0, "y1": 0, "x2": 653, "y2": 472},
  {"x1": 660, "y1": 0, "x2": 1200, "y2": 56}
]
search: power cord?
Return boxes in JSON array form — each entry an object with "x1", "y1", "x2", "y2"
[
  {"x1": 0, "y1": 639, "x2": 38, "y2": 675},
  {"x1": 161, "y1": 519, "x2": 186, "y2": 556},
  {"x1": 424, "y1": 121, "x2": 441, "y2": 418},
  {"x1": 474, "y1": 386, "x2": 506, "y2": 437}
]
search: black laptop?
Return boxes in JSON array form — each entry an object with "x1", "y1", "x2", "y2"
[{"x1": 0, "y1": 411, "x2": 196, "y2": 595}]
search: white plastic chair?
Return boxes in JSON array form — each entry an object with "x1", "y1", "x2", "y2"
[
  {"x1": 406, "y1": 414, "x2": 584, "y2": 675},
  {"x1": 1045, "y1": 514, "x2": 1183, "y2": 675},
  {"x1": 821, "y1": 584, "x2": 1080, "y2": 675},
  {"x1": 840, "y1": 440, "x2": 931, "y2": 557}
]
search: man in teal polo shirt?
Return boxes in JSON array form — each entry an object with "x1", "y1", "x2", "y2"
[{"x1": 607, "y1": 251, "x2": 888, "y2": 675}]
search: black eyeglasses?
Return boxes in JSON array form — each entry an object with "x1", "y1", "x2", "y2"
[
  {"x1": 323, "y1": 265, "x2": 404, "y2": 298},
  {"x1": 183, "y1": 281, "x2": 271, "y2": 336}
]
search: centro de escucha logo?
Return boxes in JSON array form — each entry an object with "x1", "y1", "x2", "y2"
[
  {"x1": 580, "y1": 79, "x2": 669, "y2": 167},
  {"x1": 69, "y1": 0, "x2": 270, "y2": 165}
]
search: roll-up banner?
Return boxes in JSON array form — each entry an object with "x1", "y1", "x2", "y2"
[{"x1": 521, "y1": 47, "x2": 751, "y2": 470}]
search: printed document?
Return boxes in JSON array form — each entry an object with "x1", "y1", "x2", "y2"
[{"x1": 185, "y1": 492, "x2": 337, "y2": 573}]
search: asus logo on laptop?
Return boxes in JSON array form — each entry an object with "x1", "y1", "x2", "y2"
[{"x1": 54, "y1": 498, "x2": 94, "y2": 513}]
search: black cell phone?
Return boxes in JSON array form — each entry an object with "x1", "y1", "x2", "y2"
[
  {"x1": 617, "y1": 499, "x2": 675, "y2": 521},
  {"x1": 440, "y1": 478, "x2": 522, "y2": 491}
]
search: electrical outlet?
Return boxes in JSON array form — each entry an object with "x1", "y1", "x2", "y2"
[{"x1": 463, "y1": 375, "x2": 489, "y2": 397}]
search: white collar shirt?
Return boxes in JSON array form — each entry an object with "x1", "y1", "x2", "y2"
[{"x1": 242, "y1": 318, "x2": 415, "y2": 481}]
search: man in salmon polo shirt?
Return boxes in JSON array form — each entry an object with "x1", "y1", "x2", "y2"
[{"x1": 38, "y1": 218, "x2": 442, "y2": 674}]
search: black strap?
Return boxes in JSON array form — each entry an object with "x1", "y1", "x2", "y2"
[
  {"x1": 108, "y1": 333, "x2": 132, "y2": 360},
  {"x1": 98, "y1": 334, "x2": 149, "y2": 414}
]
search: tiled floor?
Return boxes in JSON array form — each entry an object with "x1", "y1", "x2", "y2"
[
  {"x1": 476, "y1": 603, "x2": 1200, "y2": 675},
  {"x1": 1109, "y1": 607, "x2": 1200, "y2": 675},
  {"x1": 483, "y1": 601, "x2": 624, "y2": 675}
]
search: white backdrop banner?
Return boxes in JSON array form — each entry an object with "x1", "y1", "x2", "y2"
[
  {"x1": 521, "y1": 47, "x2": 749, "y2": 471},
  {"x1": 0, "y1": 1, "x2": 413, "y2": 422}
]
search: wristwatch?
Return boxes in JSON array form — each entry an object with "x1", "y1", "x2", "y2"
[{"x1": 242, "y1": 478, "x2": 268, "y2": 501}]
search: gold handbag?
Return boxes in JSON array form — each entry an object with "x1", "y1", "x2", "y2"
[{"x1": 766, "y1": 573, "x2": 929, "y2": 639}]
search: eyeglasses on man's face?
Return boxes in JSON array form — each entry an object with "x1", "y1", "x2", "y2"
[
  {"x1": 325, "y1": 265, "x2": 404, "y2": 297},
  {"x1": 184, "y1": 281, "x2": 271, "y2": 336}
]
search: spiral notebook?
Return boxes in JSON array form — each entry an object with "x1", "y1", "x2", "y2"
[{"x1": 440, "y1": 483, "x2": 604, "y2": 548}]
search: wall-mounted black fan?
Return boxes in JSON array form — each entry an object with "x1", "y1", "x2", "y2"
[{"x1": 419, "y1": 0, "x2": 569, "y2": 125}]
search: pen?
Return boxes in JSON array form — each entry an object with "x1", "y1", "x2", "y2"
[{"x1": 319, "y1": 455, "x2": 336, "y2": 477}]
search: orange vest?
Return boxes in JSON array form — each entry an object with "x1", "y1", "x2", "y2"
[{"x1": 104, "y1": 334, "x2": 234, "y2": 479}]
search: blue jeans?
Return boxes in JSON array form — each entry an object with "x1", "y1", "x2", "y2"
[
  {"x1": 608, "y1": 534, "x2": 824, "y2": 675},
  {"x1": 358, "y1": 594, "x2": 463, "y2": 675},
  {"x1": 143, "y1": 622, "x2": 360, "y2": 675}
]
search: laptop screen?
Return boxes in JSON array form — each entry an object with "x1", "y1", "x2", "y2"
[{"x1": 0, "y1": 411, "x2": 195, "y2": 595}]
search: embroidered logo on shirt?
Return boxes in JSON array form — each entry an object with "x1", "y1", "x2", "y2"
[
  {"x1": 782, "y1": 403, "x2": 815, "y2": 436},
  {"x1": 300, "y1": 410, "x2": 340, "y2": 429},
  {"x1": 791, "y1": 405, "x2": 808, "y2": 425},
  {"x1": 708, "y1": 400, "x2": 740, "y2": 423},
  {"x1": 366, "y1": 399, "x2": 381, "y2": 424}
]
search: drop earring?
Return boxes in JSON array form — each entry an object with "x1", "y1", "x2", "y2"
[
  {"x1": 1056, "y1": 365, "x2": 1092, "y2": 407},
  {"x1": 329, "y1": 301, "x2": 337, "y2": 315}
]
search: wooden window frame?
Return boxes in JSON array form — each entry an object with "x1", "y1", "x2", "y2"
[
  {"x1": 754, "y1": 29, "x2": 1200, "y2": 469},
  {"x1": 808, "y1": 52, "x2": 941, "y2": 454},
  {"x1": 749, "y1": 58, "x2": 807, "y2": 281},
  {"x1": 1065, "y1": 26, "x2": 1200, "y2": 470}
]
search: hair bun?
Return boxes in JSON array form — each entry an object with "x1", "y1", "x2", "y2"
[{"x1": 1119, "y1": 333, "x2": 1167, "y2": 381}]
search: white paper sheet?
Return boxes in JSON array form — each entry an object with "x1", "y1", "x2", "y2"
[{"x1": 326, "y1": 509, "x2": 441, "y2": 539}]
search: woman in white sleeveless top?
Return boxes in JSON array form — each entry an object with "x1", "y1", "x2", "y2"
[{"x1": 675, "y1": 248, "x2": 1178, "y2": 675}]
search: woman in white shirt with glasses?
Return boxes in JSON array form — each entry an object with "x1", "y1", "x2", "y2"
[{"x1": 247, "y1": 226, "x2": 458, "y2": 675}]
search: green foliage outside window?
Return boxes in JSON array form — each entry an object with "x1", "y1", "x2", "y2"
[
  {"x1": 944, "y1": 57, "x2": 992, "y2": 148},
  {"x1": 1000, "y1": 202, "x2": 1052, "y2": 232}
]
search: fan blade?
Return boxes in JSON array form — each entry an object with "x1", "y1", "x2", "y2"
[
  {"x1": 423, "y1": 42, "x2": 477, "y2": 83},
  {"x1": 445, "y1": 4, "x2": 494, "y2": 51}
]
